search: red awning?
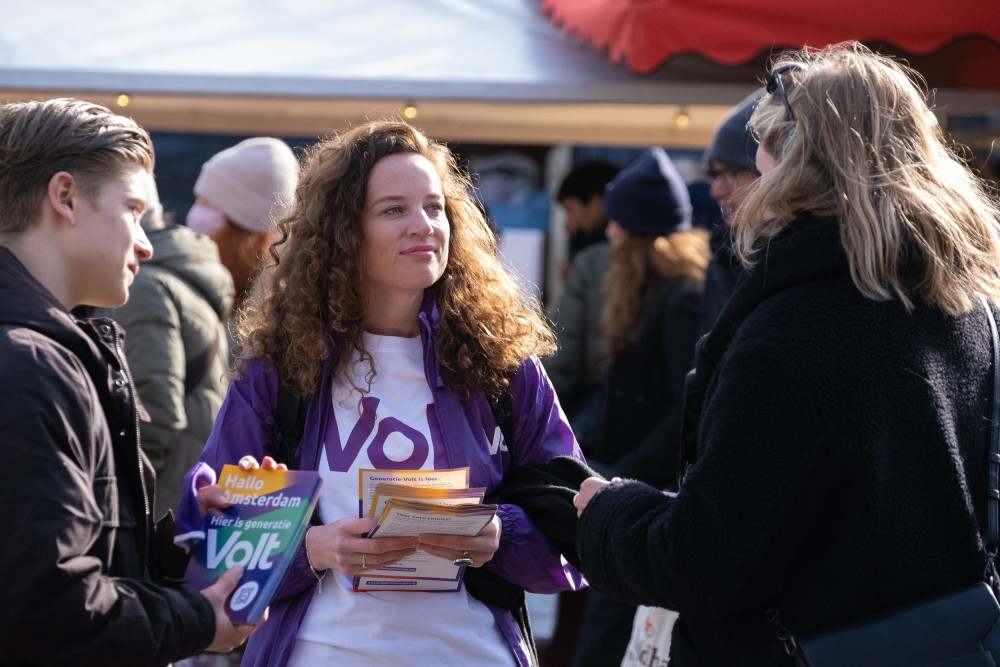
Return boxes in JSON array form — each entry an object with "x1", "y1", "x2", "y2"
[{"x1": 543, "y1": 0, "x2": 1000, "y2": 85}]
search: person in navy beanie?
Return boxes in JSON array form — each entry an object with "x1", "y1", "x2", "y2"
[
  {"x1": 604, "y1": 147, "x2": 693, "y2": 237},
  {"x1": 572, "y1": 147, "x2": 710, "y2": 667},
  {"x1": 699, "y1": 89, "x2": 765, "y2": 334},
  {"x1": 704, "y1": 89, "x2": 763, "y2": 191}
]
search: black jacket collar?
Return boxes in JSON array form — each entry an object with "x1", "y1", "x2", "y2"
[{"x1": 680, "y1": 215, "x2": 846, "y2": 477}]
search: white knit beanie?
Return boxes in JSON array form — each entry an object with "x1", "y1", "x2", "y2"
[{"x1": 193, "y1": 137, "x2": 299, "y2": 234}]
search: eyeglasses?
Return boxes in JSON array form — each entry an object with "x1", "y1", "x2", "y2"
[
  {"x1": 766, "y1": 64, "x2": 805, "y2": 122},
  {"x1": 706, "y1": 165, "x2": 754, "y2": 182}
]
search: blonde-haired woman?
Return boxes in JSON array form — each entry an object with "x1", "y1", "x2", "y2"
[
  {"x1": 574, "y1": 42, "x2": 1000, "y2": 665},
  {"x1": 574, "y1": 147, "x2": 708, "y2": 667},
  {"x1": 181, "y1": 120, "x2": 586, "y2": 667}
]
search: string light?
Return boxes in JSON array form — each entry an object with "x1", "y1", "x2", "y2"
[
  {"x1": 116, "y1": 93, "x2": 131, "y2": 108},
  {"x1": 675, "y1": 106, "x2": 690, "y2": 129},
  {"x1": 403, "y1": 101, "x2": 418, "y2": 119}
]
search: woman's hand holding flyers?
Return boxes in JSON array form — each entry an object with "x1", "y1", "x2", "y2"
[
  {"x1": 416, "y1": 514, "x2": 502, "y2": 567},
  {"x1": 307, "y1": 516, "x2": 420, "y2": 576}
]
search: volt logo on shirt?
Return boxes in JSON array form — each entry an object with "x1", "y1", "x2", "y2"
[
  {"x1": 324, "y1": 396, "x2": 431, "y2": 471},
  {"x1": 489, "y1": 426, "x2": 509, "y2": 456}
]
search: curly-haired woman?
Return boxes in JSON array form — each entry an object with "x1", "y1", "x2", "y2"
[
  {"x1": 181, "y1": 120, "x2": 586, "y2": 666},
  {"x1": 574, "y1": 43, "x2": 1000, "y2": 665}
]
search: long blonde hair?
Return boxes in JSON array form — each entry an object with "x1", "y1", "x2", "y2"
[
  {"x1": 735, "y1": 42, "x2": 1000, "y2": 315},
  {"x1": 602, "y1": 228, "x2": 710, "y2": 360},
  {"x1": 236, "y1": 120, "x2": 555, "y2": 400}
]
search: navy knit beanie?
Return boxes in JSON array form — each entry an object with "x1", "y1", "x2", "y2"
[
  {"x1": 603, "y1": 147, "x2": 692, "y2": 238},
  {"x1": 702, "y1": 89, "x2": 765, "y2": 174}
]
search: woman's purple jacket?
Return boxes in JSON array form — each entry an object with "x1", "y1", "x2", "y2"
[{"x1": 177, "y1": 295, "x2": 588, "y2": 666}]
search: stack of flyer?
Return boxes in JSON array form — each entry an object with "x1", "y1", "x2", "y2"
[{"x1": 354, "y1": 467, "x2": 496, "y2": 592}]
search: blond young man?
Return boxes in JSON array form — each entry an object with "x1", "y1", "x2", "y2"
[{"x1": 0, "y1": 98, "x2": 257, "y2": 665}]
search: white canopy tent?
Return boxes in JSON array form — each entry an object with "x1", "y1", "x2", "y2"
[
  {"x1": 2, "y1": 0, "x2": 995, "y2": 145},
  {"x1": 0, "y1": 0, "x2": 800, "y2": 147},
  {"x1": 2, "y1": 0, "x2": 995, "y2": 301},
  {"x1": 0, "y1": 0, "x2": 744, "y2": 300}
]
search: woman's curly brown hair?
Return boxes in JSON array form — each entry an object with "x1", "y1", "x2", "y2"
[{"x1": 235, "y1": 120, "x2": 555, "y2": 400}]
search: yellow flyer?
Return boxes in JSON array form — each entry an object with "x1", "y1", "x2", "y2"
[{"x1": 357, "y1": 467, "x2": 469, "y2": 518}]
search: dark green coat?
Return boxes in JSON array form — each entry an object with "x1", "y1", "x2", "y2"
[{"x1": 96, "y1": 224, "x2": 234, "y2": 514}]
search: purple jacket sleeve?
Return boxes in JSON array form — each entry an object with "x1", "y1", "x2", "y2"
[
  {"x1": 482, "y1": 356, "x2": 588, "y2": 593},
  {"x1": 174, "y1": 463, "x2": 217, "y2": 548},
  {"x1": 175, "y1": 363, "x2": 322, "y2": 600}
]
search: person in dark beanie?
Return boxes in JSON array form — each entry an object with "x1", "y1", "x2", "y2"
[
  {"x1": 547, "y1": 161, "x2": 620, "y2": 450},
  {"x1": 699, "y1": 89, "x2": 764, "y2": 334},
  {"x1": 597, "y1": 147, "x2": 710, "y2": 491},
  {"x1": 557, "y1": 160, "x2": 621, "y2": 261},
  {"x1": 704, "y1": 90, "x2": 763, "y2": 222},
  {"x1": 572, "y1": 147, "x2": 709, "y2": 667}
]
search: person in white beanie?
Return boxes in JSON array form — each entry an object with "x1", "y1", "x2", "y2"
[{"x1": 186, "y1": 137, "x2": 299, "y2": 363}]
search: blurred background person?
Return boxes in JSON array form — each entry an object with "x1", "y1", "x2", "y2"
[
  {"x1": 557, "y1": 160, "x2": 621, "y2": 266},
  {"x1": 94, "y1": 174, "x2": 234, "y2": 516},
  {"x1": 592, "y1": 147, "x2": 708, "y2": 488},
  {"x1": 186, "y1": 136, "x2": 298, "y2": 363},
  {"x1": 547, "y1": 160, "x2": 620, "y2": 453},
  {"x1": 574, "y1": 42, "x2": 1000, "y2": 666},
  {"x1": 574, "y1": 147, "x2": 709, "y2": 667},
  {"x1": 699, "y1": 89, "x2": 763, "y2": 334},
  {"x1": 536, "y1": 159, "x2": 621, "y2": 667}
]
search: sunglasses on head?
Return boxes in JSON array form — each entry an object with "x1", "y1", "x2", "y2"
[{"x1": 766, "y1": 64, "x2": 805, "y2": 122}]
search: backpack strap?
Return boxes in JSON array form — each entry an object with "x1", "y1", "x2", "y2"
[
  {"x1": 472, "y1": 388, "x2": 537, "y2": 667},
  {"x1": 488, "y1": 390, "x2": 515, "y2": 450},
  {"x1": 274, "y1": 381, "x2": 308, "y2": 469},
  {"x1": 274, "y1": 381, "x2": 320, "y2": 527}
]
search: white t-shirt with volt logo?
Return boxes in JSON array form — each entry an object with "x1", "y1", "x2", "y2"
[{"x1": 290, "y1": 333, "x2": 514, "y2": 666}]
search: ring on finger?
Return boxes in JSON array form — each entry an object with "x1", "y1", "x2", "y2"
[
  {"x1": 362, "y1": 553, "x2": 367, "y2": 569},
  {"x1": 453, "y1": 550, "x2": 473, "y2": 567}
]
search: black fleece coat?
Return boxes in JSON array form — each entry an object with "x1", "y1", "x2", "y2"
[
  {"x1": 0, "y1": 247, "x2": 214, "y2": 666},
  {"x1": 577, "y1": 216, "x2": 998, "y2": 666}
]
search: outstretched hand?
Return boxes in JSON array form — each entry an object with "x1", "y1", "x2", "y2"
[
  {"x1": 197, "y1": 456, "x2": 288, "y2": 515},
  {"x1": 573, "y1": 476, "x2": 616, "y2": 517},
  {"x1": 200, "y1": 566, "x2": 266, "y2": 653}
]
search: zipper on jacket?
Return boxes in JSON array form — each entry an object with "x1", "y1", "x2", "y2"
[{"x1": 112, "y1": 324, "x2": 151, "y2": 572}]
